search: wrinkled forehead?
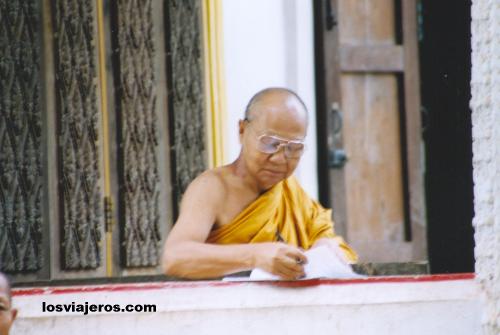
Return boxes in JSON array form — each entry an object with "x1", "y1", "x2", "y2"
[{"x1": 250, "y1": 99, "x2": 307, "y2": 140}]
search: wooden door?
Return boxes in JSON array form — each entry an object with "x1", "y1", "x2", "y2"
[{"x1": 315, "y1": 0, "x2": 426, "y2": 262}]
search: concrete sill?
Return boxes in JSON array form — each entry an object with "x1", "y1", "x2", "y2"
[{"x1": 12, "y1": 273, "x2": 481, "y2": 335}]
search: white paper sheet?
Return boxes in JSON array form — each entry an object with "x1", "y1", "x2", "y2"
[{"x1": 223, "y1": 245, "x2": 364, "y2": 281}]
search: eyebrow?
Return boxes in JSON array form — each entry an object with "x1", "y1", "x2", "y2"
[
  {"x1": 248, "y1": 121, "x2": 306, "y2": 141},
  {"x1": 260, "y1": 133, "x2": 305, "y2": 142}
]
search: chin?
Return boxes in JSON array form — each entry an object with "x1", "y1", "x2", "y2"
[{"x1": 259, "y1": 175, "x2": 285, "y2": 190}]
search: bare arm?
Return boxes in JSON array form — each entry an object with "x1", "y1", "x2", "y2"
[{"x1": 162, "y1": 172, "x2": 306, "y2": 279}]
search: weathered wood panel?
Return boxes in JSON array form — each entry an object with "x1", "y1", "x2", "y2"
[
  {"x1": 52, "y1": 0, "x2": 103, "y2": 269},
  {"x1": 166, "y1": 0, "x2": 207, "y2": 208},
  {"x1": 402, "y1": 0, "x2": 426, "y2": 260},
  {"x1": 338, "y1": 0, "x2": 411, "y2": 262},
  {"x1": 112, "y1": 0, "x2": 161, "y2": 267},
  {"x1": 340, "y1": 45, "x2": 404, "y2": 72},
  {"x1": 0, "y1": 0, "x2": 44, "y2": 273}
]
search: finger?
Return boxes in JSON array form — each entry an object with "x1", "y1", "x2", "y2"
[
  {"x1": 284, "y1": 248, "x2": 308, "y2": 264},
  {"x1": 280, "y1": 260, "x2": 305, "y2": 275},
  {"x1": 275, "y1": 268, "x2": 295, "y2": 280},
  {"x1": 276, "y1": 263, "x2": 304, "y2": 280},
  {"x1": 277, "y1": 259, "x2": 304, "y2": 277},
  {"x1": 279, "y1": 259, "x2": 305, "y2": 276}
]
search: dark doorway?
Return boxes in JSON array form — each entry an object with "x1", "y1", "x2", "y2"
[{"x1": 419, "y1": 0, "x2": 475, "y2": 273}]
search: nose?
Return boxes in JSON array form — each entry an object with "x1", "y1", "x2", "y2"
[{"x1": 269, "y1": 145, "x2": 288, "y2": 163}]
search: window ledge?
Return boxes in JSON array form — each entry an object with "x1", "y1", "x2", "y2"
[{"x1": 12, "y1": 273, "x2": 481, "y2": 335}]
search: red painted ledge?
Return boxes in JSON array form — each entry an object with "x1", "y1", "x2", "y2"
[{"x1": 12, "y1": 273, "x2": 475, "y2": 297}]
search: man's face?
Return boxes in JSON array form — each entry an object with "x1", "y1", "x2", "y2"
[
  {"x1": 0, "y1": 278, "x2": 16, "y2": 335},
  {"x1": 240, "y1": 95, "x2": 307, "y2": 190}
]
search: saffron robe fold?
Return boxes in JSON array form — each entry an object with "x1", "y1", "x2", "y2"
[{"x1": 206, "y1": 176, "x2": 358, "y2": 263}]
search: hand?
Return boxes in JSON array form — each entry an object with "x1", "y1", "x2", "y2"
[
  {"x1": 252, "y1": 243, "x2": 308, "y2": 280},
  {"x1": 312, "y1": 238, "x2": 352, "y2": 265}
]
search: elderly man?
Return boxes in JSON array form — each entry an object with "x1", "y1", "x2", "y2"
[
  {"x1": 0, "y1": 273, "x2": 17, "y2": 335},
  {"x1": 163, "y1": 87, "x2": 357, "y2": 280}
]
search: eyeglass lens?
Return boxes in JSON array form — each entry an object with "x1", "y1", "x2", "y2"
[{"x1": 257, "y1": 136, "x2": 304, "y2": 158}]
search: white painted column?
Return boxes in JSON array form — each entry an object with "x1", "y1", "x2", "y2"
[
  {"x1": 221, "y1": 0, "x2": 319, "y2": 199},
  {"x1": 470, "y1": 1, "x2": 500, "y2": 333}
]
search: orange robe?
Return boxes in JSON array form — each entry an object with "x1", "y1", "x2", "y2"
[{"x1": 206, "y1": 176, "x2": 358, "y2": 263}]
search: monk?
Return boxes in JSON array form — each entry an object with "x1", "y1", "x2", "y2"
[
  {"x1": 0, "y1": 273, "x2": 17, "y2": 335},
  {"x1": 162, "y1": 87, "x2": 357, "y2": 280}
]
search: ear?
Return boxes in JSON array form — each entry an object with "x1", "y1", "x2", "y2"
[{"x1": 238, "y1": 119, "x2": 245, "y2": 142}]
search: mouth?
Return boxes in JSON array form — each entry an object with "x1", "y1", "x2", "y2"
[{"x1": 263, "y1": 169, "x2": 286, "y2": 176}]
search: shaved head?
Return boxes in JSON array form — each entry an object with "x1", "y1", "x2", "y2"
[
  {"x1": 237, "y1": 87, "x2": 308, "y2": 191},
  {"x1": 244, "y1": 87, "x2": 308, "y2": 126}
]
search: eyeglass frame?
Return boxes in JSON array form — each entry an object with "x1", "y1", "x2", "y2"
[{"x1": 243, "y1": 118, "x2": 306, "y2": 158}]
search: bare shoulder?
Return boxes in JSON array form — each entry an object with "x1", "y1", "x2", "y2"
[
  {"x1": 166, "y1": 169, "x2": 230, "y2": 245},
  {"x1": 180, "y1": 168, "x2": 229, "y2": 209}
]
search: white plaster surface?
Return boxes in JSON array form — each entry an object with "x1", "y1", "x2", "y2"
[
  {"x1": 470, "y1": 0, "x2": 500, "y2": 333},
  {"x1": 221, "y1": 0, "x2": 319, "y2": 199},
  {"x1": 12, "y1": 278, "x2": 481, "y2": 335}
]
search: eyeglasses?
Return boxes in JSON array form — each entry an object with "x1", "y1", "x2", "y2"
[{"x1": 245, "y1": 120, "x2": 305, "y2": 158}]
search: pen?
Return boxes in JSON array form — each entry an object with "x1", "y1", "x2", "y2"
[
  {"x1": 276, "y1": 230, "x2": 286, "y2": 243},
  {"x1": 276, "y1": 229, "x2": 304, "y2": 265}
]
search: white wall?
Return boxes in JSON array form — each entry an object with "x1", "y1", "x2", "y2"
[
  {"x1": 222, "y1": 0, "x2": 319, "y2": 199},
  {"x1": 12, "y1": 276, "x2": 481, "y2": 335},
  {"x1": 470, "y1": 1, "x2": 500, "y2": 333}
]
